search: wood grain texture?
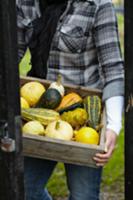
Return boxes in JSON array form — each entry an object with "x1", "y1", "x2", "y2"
[{"x1": 23, "y1": 134, "x2": 105, "y2": 168}]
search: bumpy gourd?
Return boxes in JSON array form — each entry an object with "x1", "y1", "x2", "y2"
[{"x1": 61, "y1": 108, "x2": 87, "y2": 129}]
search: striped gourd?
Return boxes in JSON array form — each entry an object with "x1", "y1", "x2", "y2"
[
  {"x1": 83, "y1": 95, "x2": 102, "y2": 130},
  {"x1": 21, "y1": 108, "x2": 60, "y2": 126}
]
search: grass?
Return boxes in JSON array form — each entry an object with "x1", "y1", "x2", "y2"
[
  {"x1": 100, "y1": 14, "x2": 124, "y2": 195},
  {"x1": 117, "y1": 14, "x2": 124, "y2": 55},
  {"x1": 47, "y1": 163, "x2": 69, "y2": 198},
  {"x1": 101, "y1": 120, "x2": 124, "y2": 194},
  {"x1": 19, "y1": 13, "x2": 124, "y2": 198}
]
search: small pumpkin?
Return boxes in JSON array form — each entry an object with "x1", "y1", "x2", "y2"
[
  {"x1": 49, "y1": 74, "x2": 65, "y2": 97},
  {"x1": 45, "y1": 119, "x2": 73, "y2": 141}
]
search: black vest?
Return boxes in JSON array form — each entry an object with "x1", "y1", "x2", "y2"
[{"x1": 28, "y1": 0, "x2": 67, "y2": 78}]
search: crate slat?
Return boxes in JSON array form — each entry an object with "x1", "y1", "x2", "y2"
[{"x1": 23, "y1": 134, "x2": 105, "y2": 168}]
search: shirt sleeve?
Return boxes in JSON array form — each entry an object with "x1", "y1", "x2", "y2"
[
  {"x1": 105, "y1": 96, "x2": 124, "y2": 135},
  {"x1": 16, "y1": 4, "x2": 27, "y2": 62},
  {"x1": 94, "y1": 0, "x2": 124, "y2": 101},
  {"x1": 16, "y1": 0, "x2": 41, "y2": 62}
]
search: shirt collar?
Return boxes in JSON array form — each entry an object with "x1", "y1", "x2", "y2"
[{"x1": 86, "y1": 0, "x2": 98, "y2": 5}]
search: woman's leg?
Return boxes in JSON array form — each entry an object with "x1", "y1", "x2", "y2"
[
  {"x1": 65, "y1": 164, "x2": 102, "y2": 200},
  {"x1": 24, "y1": 157, "x2": 57, "y2": 200}
]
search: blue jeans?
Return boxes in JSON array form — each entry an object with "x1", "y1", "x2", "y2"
[{"x1": 24, "y1": 157, "x2": 102, "y2": 200}]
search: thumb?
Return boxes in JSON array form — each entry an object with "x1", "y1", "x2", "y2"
[
  {"x1": 104, "y1": 139, "x2": 111, "y2": 153},
  {"x1": 104, "y1": 129, "x2": 117, "y2": 153}
]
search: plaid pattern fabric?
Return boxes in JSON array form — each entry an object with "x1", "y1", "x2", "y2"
[{"x1": 17, "y1": 0, "x2": 124, "y2": 101}]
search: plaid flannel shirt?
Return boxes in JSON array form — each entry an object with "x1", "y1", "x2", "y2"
[{"x1": 16, "y1": 0, "x2": 124, "y2": 101}]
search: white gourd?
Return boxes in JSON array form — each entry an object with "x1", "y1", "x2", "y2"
[
  {"x1": 45, "y1": 120, "x2": 73, "y2": 141},
  {"x1": 49, "y1": 74, "x2": 65, "y2": 97},
  {"x1": 22, "y1": 120, "x2": 45, "y2": 135}
]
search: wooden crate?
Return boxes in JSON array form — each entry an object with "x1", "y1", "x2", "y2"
[{"x1": 20, "y1": 76, "x2": 106, "y2": 168}]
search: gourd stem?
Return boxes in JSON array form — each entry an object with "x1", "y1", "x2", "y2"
[
  {"x1": 95, "y1": 123, "x2": 103, "y2": 132},
  {"x1": 55, "y1": 121, "x2": 60, "y2": 130},
  {"x1": 57, "y1": 74, "x2": 62, "y2": 85}
]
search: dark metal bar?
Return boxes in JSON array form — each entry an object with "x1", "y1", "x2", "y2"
[
  {"x1": 125, "y1": 1, "x2": 133, "y2": 199},
  {"x1": 0, "y1": 0, "x2": 25, "y2": 199}
]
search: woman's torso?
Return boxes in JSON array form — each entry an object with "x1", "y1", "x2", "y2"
[{"x1": 47, "y1": 0, "x2": 103, "y2": 89}]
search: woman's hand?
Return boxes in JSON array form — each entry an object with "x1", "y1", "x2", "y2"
[{"x1": 93, "y1": 129, "x2": 118, "y2": 167}]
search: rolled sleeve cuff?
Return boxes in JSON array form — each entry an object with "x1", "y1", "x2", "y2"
[{"x1": 102, "y1": 79, "x2": 124, "y2": 102}]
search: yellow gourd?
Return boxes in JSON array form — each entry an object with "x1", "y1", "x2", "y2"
[
  {"x1": 75, "y1": 127, "x2": 99, "y2": 145},
  {"x1": 20, "y1": 97, "x2": 30, "y2": 109},
  {"x1": 20, "y1": 81, "x2": 45, "y2": 106}
]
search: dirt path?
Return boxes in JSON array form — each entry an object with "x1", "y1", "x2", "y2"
[
  {"x1": 100, "y1": 192, "x2": 124, "y2": 200},
  {"x1": 55, "y1": 192, "x2": 124, "y2": 200}
]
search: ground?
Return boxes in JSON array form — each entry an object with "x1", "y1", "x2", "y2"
[{"x1": 55, "y1": 192, "x2": 124, "y2": 200}]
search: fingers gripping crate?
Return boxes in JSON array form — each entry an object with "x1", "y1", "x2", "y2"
[{"x1": 20, "y1": 76, "x2": 106, "y2": 168}]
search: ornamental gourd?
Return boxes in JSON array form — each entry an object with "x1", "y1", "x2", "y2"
[
  {"x1": 21, "y1": 108, "x2": 60, "y2": 126},
  {"x1": 61, "y1": 108, "x2": 88, "y2": 129},
  {"x1": 20, "y1": 81, "x2": 45, "y2": 106},
  {"x1": 49, "y1": 74, "x2": 65, "y2": 97},
  {"x1": 22, "y1": 120, "x2": 45, "y2": 135},
  {"x1": 36, "y1": 88, "x2": 62, "y2": 109},
  {"x1": 20, "y1": 97, "x2": 30, "y2": 109},
  {"x1": 83, "y1": 95, "x2": 102, "y2": 130},
  {"x1": 45, "y1": 120, "x2": 73, "y2": 141},
  {"x1": 56, "y1": 92, "x2": 83, "y2": 111},
  {"x1": 58, "y1": 102, "x2": 83, "y2": 114},
  {"x1": 74, "y1": 127, "x2": 99, "y2": 145}
]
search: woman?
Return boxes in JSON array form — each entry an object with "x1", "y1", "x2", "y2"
[{"x1": 16, "y1": 0, "x2": 124, "y2": 199}]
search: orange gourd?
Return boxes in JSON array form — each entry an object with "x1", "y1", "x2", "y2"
[{"x1": 56, "y1": 92, "x2": 82, "y2": 111}]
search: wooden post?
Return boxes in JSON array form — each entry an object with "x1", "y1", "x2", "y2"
[
  {"x1": 125, "y1": 1, "x2": 133, "y2": 199},
  {"x1": 0, "y1": 0, "x2": 25, "y2": 199}
]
